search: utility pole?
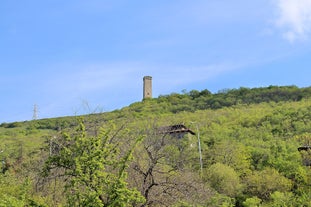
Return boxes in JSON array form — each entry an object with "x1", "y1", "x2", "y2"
[{"x1": 190, "y1": 122, "x2": 203, "y2": 176}]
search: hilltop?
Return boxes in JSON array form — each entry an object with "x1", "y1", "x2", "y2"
[
  {"x1": 3, "y1": 85, "x2": 310, "y2": 128},
  {"x1": 0, "y1": 85, "x2": 311, "y2": 206}
]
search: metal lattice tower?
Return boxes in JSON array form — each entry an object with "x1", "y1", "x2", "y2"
[{"x1": 33, "y1": 104, "x2": 38, "y2": 120}]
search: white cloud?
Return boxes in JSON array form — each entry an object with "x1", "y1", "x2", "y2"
[{"x1": 274, "y1": 0, "x2": 311, "y2": 42}]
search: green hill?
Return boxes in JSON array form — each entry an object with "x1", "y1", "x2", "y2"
[{"x1": 0, "y1": 85, "x2": 311, "y2": 206}]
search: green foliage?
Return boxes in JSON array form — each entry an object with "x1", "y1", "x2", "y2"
[
  {"x1": 43, "y1": 122, "x2": 145, "y2": 207},
  {"x1": 118, "y1": 86, "x2": 311, "y2": 116},
  {"x1": 244, "y1": 168, "x2": 292, "y2": 200},
  {"x1": 1, "y1": 85, "x2": 311, "y2": 206},
  {"x1": 0, "y1": 174, "x2": 46, "y2": 207},
  {"x1": 268, "y1": 191, "x2": 295, "y2": 207},
  {"x1": 205, "y1": 194, "x2": 235, "y2": 207},
  {"x1": 206, "y1": 140, "x2": 251, "y2": 175},
  {"x1": 153, "y1": 85, "x2": 311, "y2": 113},
  {"x1": 242, "y1": 196, "x2": 261, "y2": 207},
  {"x1": 0, "y1": 122, "x2": 22, "y2": 128},
  {"x1": 205, "y1": 163, "x2": 242, "y2": 197}
]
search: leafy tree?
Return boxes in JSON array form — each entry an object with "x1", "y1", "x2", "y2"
[
  {"x1": 206, "y1": 140, "x2": 251, "y2": 176},
  {"x1": 268, "y1": 191, "x2": 294, "y2": 207},
  {"x1": 0, "y1": 173, "x2": 46, "y2": 207},
  {"x1": 244, "y1": 168, "x2": 292, "y2": 200},
  {"x1": 42, "y1": 122, "x2": 145, "y2": 207},
  {"x1": 242, "y1": 196, "x2": 261, "y2": 207},
  {"x1": 205, "y1": 193, "x2": 235, "y2": 207},
  {"x1": 204, "y1": 163, "x2": 242, "y2": 197}
]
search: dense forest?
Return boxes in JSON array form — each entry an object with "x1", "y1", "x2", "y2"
[{"x1": 0, "y1": 85, "x2": 311, "y2": 206}]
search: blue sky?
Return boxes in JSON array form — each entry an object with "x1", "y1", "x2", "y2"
[{"x1": 1, "y1": 0, "x2": 311, "y2": 123}]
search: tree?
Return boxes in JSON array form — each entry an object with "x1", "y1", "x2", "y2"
[
  {"x1": 244, "y1": 168, "x2": 292, "y2": 200},
  {"x1": 206, "y1": 140, "x2": 251, "y2": 176},
  {"x1": 0, "y1": 173, "x2": 46, "y2": 207},
  {"x1": 42, "y1": 121, "x2": 145, "y2": 207},
  {"x1": 129, "y1": 125, "x2": 210, "y2": 206},
  {"x1": 242, "y1": 196, "x2": 261, "y2": 207},
  {"x1": 205, "y1": 163, "x2": 242, "y2": 197},
  {"x1": 268, "y1": 191, "x2": 294, "y2": 207}
]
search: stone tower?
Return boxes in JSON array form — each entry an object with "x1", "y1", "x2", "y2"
[{"x1": 143, "y1": 76, "x2": 152, "y2": 99}]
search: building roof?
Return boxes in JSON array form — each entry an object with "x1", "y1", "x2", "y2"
[
  {"x1": 158, "y1": 124, "x2": 195, "y2": 136},
  {"x1": 298, "y1": 146, "x2": 311, "y2": 151}
]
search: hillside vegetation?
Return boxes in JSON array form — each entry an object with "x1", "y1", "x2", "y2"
[{"x1": 0, "y1": 85, "x2": 311, "y2": 206}]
